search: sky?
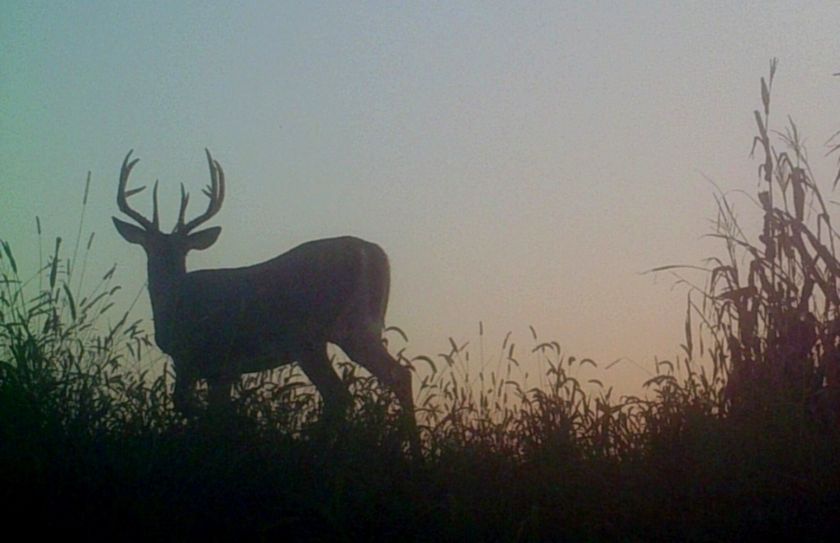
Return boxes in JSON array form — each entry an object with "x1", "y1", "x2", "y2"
[{"x1": 2, "y1": 2, "x2": 839, "y2": 394}]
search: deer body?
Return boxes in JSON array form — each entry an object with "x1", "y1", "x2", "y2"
[
  {"x1": 113, "y1": 151, "x2": 416, "y2": 453},
  {"x1": 152, "y1": 237, "x2": 390, "y2": 383}
]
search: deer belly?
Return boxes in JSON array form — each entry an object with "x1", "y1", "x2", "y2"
[
  {"x1": 177, "y1": 319, "x2": 306, "y2": 376},
  {"x1": 204, "y1": 340, "x2": 299, "y2": 376},
  {"x1": 236, "y1": 349, "x2": 296, "y2": 373}
]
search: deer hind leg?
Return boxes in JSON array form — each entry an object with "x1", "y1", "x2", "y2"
[
  {"x1": 340, "y1": 334, "x2": 420, "y2": 455},
  {"x1": 298, "y1": 344, "x2": 352, "y2": 421}
]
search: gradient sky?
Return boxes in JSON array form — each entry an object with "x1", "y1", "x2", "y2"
[{"x1": 3, "y1": 2, "x2": 839, "y2": 393}]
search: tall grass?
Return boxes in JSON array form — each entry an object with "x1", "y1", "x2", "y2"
[
  {"x1": 2, "y1": 62, "x2": 839, "y2": 540},
  {"x1": 655, "y1": 59, "x2": 840, "y2": 427}
]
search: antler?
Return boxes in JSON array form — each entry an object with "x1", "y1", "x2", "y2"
[
  {"x1": 117, "y1": 150, "x2": 160, "y2": 231},
  {"x1": 175, "y1": 148, "x2": 226, "y2": 233}
]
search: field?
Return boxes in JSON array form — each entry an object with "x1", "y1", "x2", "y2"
[{"x1": 2, "y1": 62, "x2": 839, "y2": 541}]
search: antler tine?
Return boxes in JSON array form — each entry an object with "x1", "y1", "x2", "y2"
[
  {"x1": 152, "y1": 179, "x2": 160, "y2": 229},
  {"x1": 117, "y1": 150, "x2": 157, "y2": 231},
  {"x1": 179, "y1": 149, "x2": 226, "y2": 233},
  {"x1": 174, "y1": 183, "x2": 190, "y2": 233}
]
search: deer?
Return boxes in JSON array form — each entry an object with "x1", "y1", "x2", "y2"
[{"x1": 112, "y1": 149, "x2": 418, "y2": 453}]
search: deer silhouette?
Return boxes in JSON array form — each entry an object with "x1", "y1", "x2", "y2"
[{"x1": 112, "y1": 150, "x2": 418, "y2": 453}]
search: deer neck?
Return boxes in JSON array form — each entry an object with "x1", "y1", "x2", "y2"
[{"x1": 146, "y1": 259, "x2": 187, "y2": 352}]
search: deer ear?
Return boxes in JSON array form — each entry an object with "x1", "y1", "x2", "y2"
[
  {"x1": 187, "y1": 226, "x2": 221, "y2": 251},
  {"x1": 113, "y1": 217, "x2": 147, "y2": 245}
]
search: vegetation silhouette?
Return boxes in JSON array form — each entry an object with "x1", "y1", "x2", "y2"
[
  {"x1": 1, "y1": 61, "x2": 839, "y2": 540},
  {"x1": 653, "y1": 59, "x2": 840, "y2": 427}
]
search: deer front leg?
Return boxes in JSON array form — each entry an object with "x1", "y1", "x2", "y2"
[
  {"x1": 173, "y1": 366, "x2": 199, "y2": 417},
  {"x1": 207, "y1": 378, "x2": 233, "y2": 412}
]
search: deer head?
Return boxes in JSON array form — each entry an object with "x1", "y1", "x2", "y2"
[{"x1": 112, "y1": 149, "x2": 225, "y2": 277}]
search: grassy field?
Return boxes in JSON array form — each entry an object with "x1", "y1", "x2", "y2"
[{"x1": 2, "y1": 62, "x2": 839, "y2": 541}]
